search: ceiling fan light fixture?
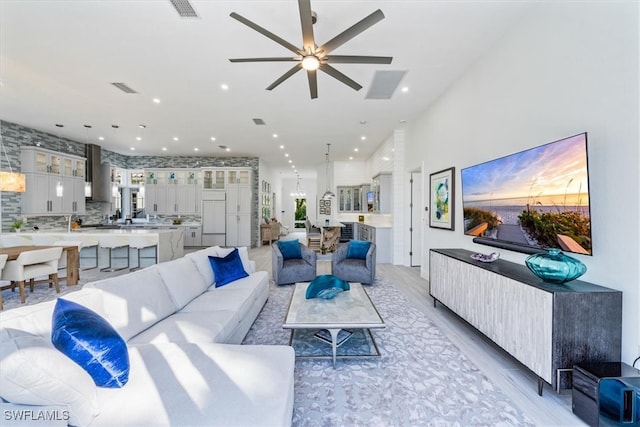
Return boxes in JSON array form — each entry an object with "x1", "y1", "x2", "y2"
[{"x1": 301, "y1": 55, "x2": 320, "y2": 71}]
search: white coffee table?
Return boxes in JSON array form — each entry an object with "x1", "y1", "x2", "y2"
[{"x1": 283, "y1": 282, "x2": 385, "y2": 367}]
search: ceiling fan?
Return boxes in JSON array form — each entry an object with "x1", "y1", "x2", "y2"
[{"x1": 229, "y1": 0, "x2": 392, "y2": 99}]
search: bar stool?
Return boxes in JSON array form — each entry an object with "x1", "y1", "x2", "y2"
[
  {"x1": 99, "y1": 235, "x2": 129, "y2": 272},
  {"x1": 129, "y1": 235, "x2": 158, "y2": 271},
  {"x1": 67, "y1": 235, "x2": 99, "y2": 270}
]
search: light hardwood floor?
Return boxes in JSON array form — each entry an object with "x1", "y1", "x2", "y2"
[{"x1": 253, "y1": 237, "x2": 585, "y2": 427}]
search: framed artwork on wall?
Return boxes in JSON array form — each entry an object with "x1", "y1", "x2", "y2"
[
  {"x1": 319, "y1": 207, "x2": 326, "y2": 215},
  {"x1": 429, "y1": 167, "x2": 455, "y2": 230},
  {"x1": 319, "y1": 199, "x2": 325, "y2": 207}
]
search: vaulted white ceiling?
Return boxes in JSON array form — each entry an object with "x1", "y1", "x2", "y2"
[{"x1": 0, "y1": 0, "x2": 536, "y2": 177}]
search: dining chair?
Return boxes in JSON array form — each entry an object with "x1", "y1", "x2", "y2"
[
  {"x1": 1, "y1": 247, "x2": 63, "y2": 305},
  {"x1": 0, "y1": 254, "x2": 11, "y2": 310}
]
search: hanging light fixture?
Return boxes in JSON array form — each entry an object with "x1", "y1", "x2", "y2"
[
  {"x1": 290, "y1": 174, "x2": 306, "y2": 197},
  {"x1": 0, "y1": 136, "x2": 26, "y2": 192},
  {"x1": 322, "y1": 143, "x2": 335, "y2": 199}
]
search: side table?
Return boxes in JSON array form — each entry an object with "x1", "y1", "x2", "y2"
[
  {"x1": 316, "y1": 253, "x2": 332, "y2": 275},
  {"x1": 572, "y1": 362, "x2": 640, "y2": 426}
]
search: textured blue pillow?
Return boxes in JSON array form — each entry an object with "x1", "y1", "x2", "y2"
[
  {"x1": 277, "y1": 240, "x2": 302, "y2": 260},
  {"x1": 208, "y1": 248, "x2": 249, "y2": 287},
  {"x1": 306, "y1": 274, "x2": 350, "y2": 299},
  {"x1": 51, "y1": 298, "x2": 129, "y2": 388},
  {"x1": 347, "y1": 240, "x2": 371, "y2": 260}
]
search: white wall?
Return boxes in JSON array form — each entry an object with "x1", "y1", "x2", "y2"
[{"x1": 403, "y1": 2, "x2": 639, "y2": 363}]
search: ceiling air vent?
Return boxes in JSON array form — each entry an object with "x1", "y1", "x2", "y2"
[
  {"x1": 110, "y1": 82, "x2": 138, "y2": 94},
  {"x1": 365, "y1": 70, "x2": 407, "y2": 100},
  {"x1": 169, "y1": 0, "x2": 199, "y2": 18},
  {"x1": 252, "y1": 118, "x2": 266, "y2": 125}
]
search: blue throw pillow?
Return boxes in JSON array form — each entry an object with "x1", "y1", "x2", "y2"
[
  {"x1": 306, "y1": 274, "x2": 350, "y2": 299},
  {"x1": 347, "y1": 240, "x2": 371, "y2": 260},
  {"x1": 277, "y1": 240, "x2": 302, "y2": 260},
  {"x1": 208, "y1": 248, "x2": 249, "y2": 287},
  {"x1": 51, "y1": 298, "x2": 129, "y2": 388}
]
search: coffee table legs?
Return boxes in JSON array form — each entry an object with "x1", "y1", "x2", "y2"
[{"x1": 327, "y1": 328, "x2": 341, "y2": 368}]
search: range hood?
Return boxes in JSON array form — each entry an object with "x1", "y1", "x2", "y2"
[{"x1": 85, "y1": 144, "x2": 113, "y2": 202}]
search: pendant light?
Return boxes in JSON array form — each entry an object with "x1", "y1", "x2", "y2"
[
  {"x1": 290, "y1": 174, "x2": 306, "y2": 197},
  {"x1": 322, "y1": 143, "x2": 335, "y2": 199},
  {"x1": 0, "y1": 136, "x2": 26, "y2": 192}
]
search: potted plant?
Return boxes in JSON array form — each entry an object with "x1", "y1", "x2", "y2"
[
  {"x1": 320, "y1": 245, "x2": 328, "y2": 255},
  {"x1": 11, "y1": 219, "x2": 25, "y2": 233}
]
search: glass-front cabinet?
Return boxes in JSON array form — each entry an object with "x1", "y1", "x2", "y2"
[
  {"x1": 203, "y1": 170, "x2": 225, "y2": 190},
  {"x1": 338, "y1": 184, "x2": 369, "y2": 212}
]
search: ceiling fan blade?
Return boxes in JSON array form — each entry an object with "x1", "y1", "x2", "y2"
[
  {"x1": 324, "y1": 55, "x2": 393, "y2": 64},
  {"x1": 307, "y1": 69, "x2": 318, "y2": 99},
  {"x1": 230, "y1": 12, "x2": 302, "y2": 55},
  {"x1": 266, "y1": 64, "x2": 303, "y2": 90},
  {"x1": 319, "y1": 64, "x2": 362, "y2": 91},
  {"x1": 298, "y1": 0, "x2": 315, "y2": 52},
  {"x1": 318, "y1": 9, "x2": 385, "y2": 55},
  {"x1": 230, "y1": 57, "x2": 299, "y2": 63}
]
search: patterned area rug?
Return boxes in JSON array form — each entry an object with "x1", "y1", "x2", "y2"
[{"x1": 243, "y1": 276, "x2": 535, "y2": 426}]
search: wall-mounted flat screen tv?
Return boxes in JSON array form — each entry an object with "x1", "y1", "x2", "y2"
[{"x1": 461, "y1": 132, "x2": 592, "y2": 255}]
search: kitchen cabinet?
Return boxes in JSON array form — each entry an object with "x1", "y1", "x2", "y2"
[
  {"x1": 21, "y1": 147, "x2": 86, "y2": 215},
  {"x1": 184, "y1": 225, "x2": 203, "y2": 247},
  {"x1": 226, "y1": 171, "x2": 251, "y2": 247},
  {"x1": 144, "y1": 169, "x2": 201, "y2": 214},
  {"x1": 338, "y1": 184, "x2": 370, "y2": 212},
  {"x1": 202, "y1": 170, "x2": 226, "y2": 190},
  {"x1": 372, "y1": 173, "x2": 392, "y2": 213},
  {"x1": 354, "y1": 223, "x2": 392, "y2": 263},
  {"x1": 202, "y1": 192, "x2": 226, "y2": 247}
]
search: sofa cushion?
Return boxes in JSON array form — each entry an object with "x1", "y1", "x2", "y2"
[
  {"x1": 186, "y1": 246, "x2": 253, "y2": 286},
  {"x1": 127, "y1": 310, "x2": 238, "y2": 345},
  {"x1": 208, "y1": 248, "x2": 249, "y2": 287},
  {"x1": 84, "y1": 267, "x2": 176, "y2": 341},
  {"x1": 156, "y1": 257, "x2": 209, "y2": 309},
  {"x1": 51, "y1": 299, "x2": 129, "y2": 388},
  {"x1": 278, "y1": 240, "x2": 302, "y2": 260},
  {"x1": 0, "y1": 329, "x2": 99, "y2": 427},
  {"x1": 90, "y1": 342, "x2": 295, "y2": 427},
  {"x1": 347, "y1": 240, "x2": 371, "y2": 260}
]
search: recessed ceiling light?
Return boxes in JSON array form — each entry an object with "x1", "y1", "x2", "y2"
[
  {"x1": 130, "y1": 147, "x2": 135, "y2": 151},
  {"x1": 136, "y1": 137, "x2": 142, "y2": 141},
  {"x1": 354, "y1": 148, "x2": 359, "y2": 152},
  {"x1": 349, "y1": 156, "x2": 353, "y2": 160},
  {"x1": 361, "y1": 136, "x2": 366, "y2": 140},
  {"x1": 284, "y1": 153, "x2": 289, "y2": 157},
  {"x1": 221, "y1": 84, "x2": 229, "y2": 90},
  {"x1": 401, "y1": 87, "x2": 409, "y2": 93},
  {"x1": 225, "y1": 148, "x2": 231, "y2": 152},
  {"x1": 98, "y1": 136, "x2": 104, "y2": 141},
  {"x1": 288, "y1": 160, "x2": 292, "y2": 163},
  {"x1": 194, "y1": 148, "x2": 199, "y2": 152},
  {"x1": 162, "y1": 147, "x2": 167, "y2": 151},
  {"x1": 279, "y1": 145, "x2": 284, "y2": 149},
  {"x1": 153, "y1": 98, "x2": 161, "y2": 103},
  {"x1": 382, "y1": 157, "x2": 390, "y2": 161},
  {"x1": 173, "y1": 137, "x2": 179, "y2": 141},
  {"x1": 211, "y1": 137, "x2": 216, "y2": 141},
  {"x1": 272, "y1": 134, "x2": 278, "y2": 138},
  {"x1": 291, "y1": 165, "x2": 295, "y2": 169}
]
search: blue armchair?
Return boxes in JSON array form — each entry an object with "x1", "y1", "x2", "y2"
[
  {"x1": 272, "y1": 241, "x2": 317, "y2": 285},
  {"x1": 332, "y1": 241, "x2": 376, "y2": 285}
]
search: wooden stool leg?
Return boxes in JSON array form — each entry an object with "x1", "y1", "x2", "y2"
[
  {"x1": 0, "y1": 291, "x2": 3, "y2": 311},
  {"x1": 18, "y1": 281, "x2": 26, "y2": 304},
  {"x1": 29, "y1": 278, "x2": 35, "y2": 292},
  {"x1": 51, "y1": 274, "x2": 60, "y2": 294}
]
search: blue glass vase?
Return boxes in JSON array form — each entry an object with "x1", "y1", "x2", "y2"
[{"x1": 525, "y1": 248, "x2": 587, "y2": 283}]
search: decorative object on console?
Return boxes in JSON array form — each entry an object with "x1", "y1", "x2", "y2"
[
  {"x1": 51, "y1": 298, "x2": 130, "y2": 388},
  {"x1": 470, "y1": 252, "x2": 500, "y2": 263},
  {"x1": 305, "y1": 274, "x2": 350, "y2": 299},
  {"x1": 525, "y1": 248, "x2": 587, "y2": 283},
  {"x1": 429, "y1": 167, "x2": 455, "y2": 230}
]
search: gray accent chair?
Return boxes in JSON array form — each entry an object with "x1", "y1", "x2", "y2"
[
  {"x1": 272, "y1": 242, "x2": 317, "y2": 285},
  {"x1": 332, "y1": 242, "x2": 376, "y2": 285}
]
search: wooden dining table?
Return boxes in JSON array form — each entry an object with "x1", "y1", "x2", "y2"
[{"x1": 0, "y1": 244, "x2": 80, "y2": 286}]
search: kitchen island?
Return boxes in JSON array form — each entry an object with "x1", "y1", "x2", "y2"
[{"x1": 17, "y1": 228, "x2": 184, "y2": 269}]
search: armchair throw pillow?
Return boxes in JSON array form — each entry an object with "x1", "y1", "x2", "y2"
[
  {"x1": 347, "y1": 240, "x2": 371, "y2": 260},
  {"x1": 278, "y1": 240, "x2": 302, "y2": 260}
]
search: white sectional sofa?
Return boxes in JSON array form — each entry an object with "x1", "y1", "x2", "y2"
[{"x1": 0, "y1": 246, "x2": 295, "y2": 427}]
